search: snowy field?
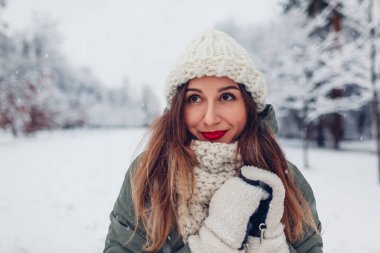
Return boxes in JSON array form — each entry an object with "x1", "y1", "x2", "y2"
[{"x1": 0, "y1": 128, "x2": 379, "y2": 253}]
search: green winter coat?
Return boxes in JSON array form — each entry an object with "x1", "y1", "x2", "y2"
[{"x1": 103, "y1": 105, "x2": 323, "y2": 253}]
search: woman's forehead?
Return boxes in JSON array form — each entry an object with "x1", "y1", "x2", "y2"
[{"x1": 187, "y1": 76, "x2": 238, "y2": 88}]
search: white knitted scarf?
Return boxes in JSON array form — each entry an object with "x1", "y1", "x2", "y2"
[{"x1": 176, "y1": 140, "x2": 242, "y2": 243}]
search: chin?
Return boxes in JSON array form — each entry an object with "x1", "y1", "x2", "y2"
[{"x1": 214, "y1": 138, "x2": 233, "y2": 144}]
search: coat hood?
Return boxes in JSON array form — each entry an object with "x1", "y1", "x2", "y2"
[{"x1": 260, "y1": 104, "x2": 279, "y2": 135}]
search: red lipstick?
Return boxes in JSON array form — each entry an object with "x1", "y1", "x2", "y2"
[{"x1": 202, "y1": 130, "x2": 227, "y2": 140}]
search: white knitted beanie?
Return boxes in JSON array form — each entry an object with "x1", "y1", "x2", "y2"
[{"x1": 165, "y1": 29, "x2": 267, "y2": 111}]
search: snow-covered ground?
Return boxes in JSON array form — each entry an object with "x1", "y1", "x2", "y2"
[{"x1": 0, "y1": 129, "x2": 379, "y2": 253}]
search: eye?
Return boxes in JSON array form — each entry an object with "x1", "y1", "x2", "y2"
[
  {"x1": 187, "y1": 94, "x2": 201, "y2": 103},
  {"x1": 221, "y1": 93, "x2": 235, "y2": 101}
]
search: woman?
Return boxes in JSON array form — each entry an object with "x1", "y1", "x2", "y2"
[{"x1": 104, "y1": 29, "x2": 323, "y2": 253}]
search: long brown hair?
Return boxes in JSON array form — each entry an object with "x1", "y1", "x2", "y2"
[{"x1": 131, "y1": 82, "x2": 319, "y2": 252}]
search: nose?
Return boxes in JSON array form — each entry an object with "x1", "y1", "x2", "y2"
[{"x1": 203, "y1": 102, "x2": 221, "y2": 126}]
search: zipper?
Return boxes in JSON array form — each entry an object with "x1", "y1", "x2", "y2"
[{"x1": 259, "y1": 223, "x2": 267, "y2": 244}]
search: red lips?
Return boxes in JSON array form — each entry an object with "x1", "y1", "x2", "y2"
[{"x1": 201, "y1": 130, "x2": 227, "y2": 140}]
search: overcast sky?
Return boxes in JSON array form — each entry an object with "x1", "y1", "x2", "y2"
[{"x1": 3, "y1": 0, "x2": 282, "y2": 100}]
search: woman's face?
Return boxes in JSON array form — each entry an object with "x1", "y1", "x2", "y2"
[{"x1": 183, "y1": 76, "x2": 247, "y2": 143}]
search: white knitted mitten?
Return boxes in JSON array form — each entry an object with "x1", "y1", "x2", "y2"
[
  {"x1": 188, "y1": 176, "x2": 269, "y2": 253},
  {"x1": 241, "y1": 166, "x2": 290, "y2": 253}
]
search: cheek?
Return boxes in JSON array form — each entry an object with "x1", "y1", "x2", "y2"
[
  {"x1": 183, "y1": 107, "x2": 199, "y2": 129},
  {"x1": 235, "y1": 115, "x2": 247, "y2": 131},
  {"x1": 229, "y1": 106, "x2": 247, "y2": 132}
]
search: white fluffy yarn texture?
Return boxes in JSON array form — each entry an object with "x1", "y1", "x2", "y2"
[
  {"x1": 165, "y1": 29, "x2": 267, "y2": 111},
  {"x1": 176, "y1": 140, "x2": 242, "y2": 242}
]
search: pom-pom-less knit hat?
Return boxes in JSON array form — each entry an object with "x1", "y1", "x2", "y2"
[{"x1": 165, "y1": 29, "x2": 267, "y2": 111}]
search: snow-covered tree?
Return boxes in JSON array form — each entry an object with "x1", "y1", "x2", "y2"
[
  {"x1": 282, "y1": 0, "x2": 379, "y2": 150},
  {"x1": 0, "y1": 12, "x2": 162, "y2": 136},
  {"x1": 0, "y1": 16, "x2": 89, "y2": 135}
]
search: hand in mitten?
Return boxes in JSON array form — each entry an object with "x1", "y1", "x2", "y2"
[
  {"x1": 188, "y1": 176, "x2": 269, "y2": 253},
  {"x1": 240, "y1": 166, "x2": 290, "y2": 253}
]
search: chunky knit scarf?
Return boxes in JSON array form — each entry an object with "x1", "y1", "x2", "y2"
[{"x1": 176, "y1": 140, "x2": 242, "y2": 242}]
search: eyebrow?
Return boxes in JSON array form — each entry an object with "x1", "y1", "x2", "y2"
[{"x1": 186, "y1": 85, "x2": 240, "y2": 93}]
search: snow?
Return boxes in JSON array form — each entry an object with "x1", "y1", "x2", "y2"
[
  {"x1": 0, "y1": 129, "x2": 379, "y2": 252},
  {"x1": 282, "y1": 139, "x2": 380, "y2": 253}
]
